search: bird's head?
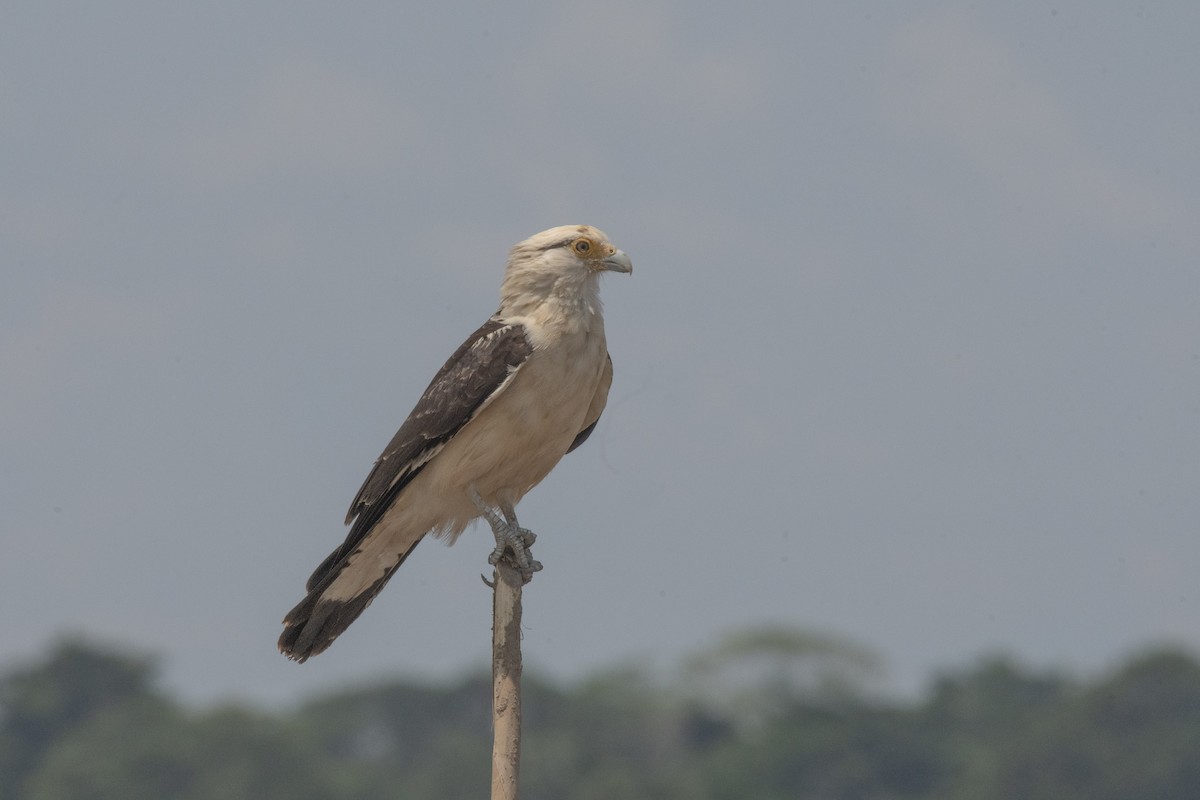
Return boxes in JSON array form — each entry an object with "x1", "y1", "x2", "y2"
[{"x1": 500, "y1": 225, "x2": 631, "y2": 316}]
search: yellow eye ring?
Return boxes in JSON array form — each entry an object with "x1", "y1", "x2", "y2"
[{"x1": 573, "y1": 238, "x2": 592, "y2": 255}]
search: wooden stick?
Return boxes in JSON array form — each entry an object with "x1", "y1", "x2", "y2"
[{"x1": 490, "y1": 560, "x2": 524, "y2": 800}]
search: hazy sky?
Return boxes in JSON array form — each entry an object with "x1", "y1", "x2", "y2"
[{"x1": 3, "y1": 2, "x2": 1198, "y2": 705}]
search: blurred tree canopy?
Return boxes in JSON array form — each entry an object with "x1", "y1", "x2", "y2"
[{"x1": 2, "y1": 630, "x2": 1198, "y2": 799}]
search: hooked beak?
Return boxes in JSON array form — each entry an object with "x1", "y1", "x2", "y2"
[{"x1": 600, "y1": 249, "x2": 633, "y2": 274}]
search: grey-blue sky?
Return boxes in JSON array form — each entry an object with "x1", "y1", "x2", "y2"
[{"x1": 2, "y1": 2, "x2": 1197, "y2": 704}]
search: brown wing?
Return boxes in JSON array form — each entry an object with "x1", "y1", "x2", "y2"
[{"x1": 305, "y1": 317, "x2": 532, "y2": 591}]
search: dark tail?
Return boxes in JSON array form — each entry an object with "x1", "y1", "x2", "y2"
[{"x1": 278, "y1": 539, "x2": 421, "y2": 662}]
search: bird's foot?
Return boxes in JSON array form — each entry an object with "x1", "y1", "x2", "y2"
[
  {"x1": 470, "y1": 488, "x2": 542, "y2": 584},
  {"x1": 487, "y1": 523, "x2": 542, "y2": 583}
]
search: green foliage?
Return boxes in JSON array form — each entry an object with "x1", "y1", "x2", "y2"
[
  {"x1": 0, "y1": 638, "x2": 158, "y2": 798},
  {"x1": 974, "y1": 649, "x2": 1200, "y2": 800},
  {"x1": 3, "y1": 633, "x2": 1199, "y2": 799},
  {"x1": 22, "y1": 703, "x2": 349, "y2": 800}
]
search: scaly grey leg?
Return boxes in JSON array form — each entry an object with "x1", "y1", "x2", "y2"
[{"x1": 500, "y1": 500, "x2": 537, "y2": 549}]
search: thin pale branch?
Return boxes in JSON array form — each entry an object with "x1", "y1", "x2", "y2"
[{"x1": 490, "y1": 560, "x2": 523, "y2": 800}]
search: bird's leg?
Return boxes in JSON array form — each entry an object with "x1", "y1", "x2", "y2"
[
  {"x1": 496, "y1": 498, "x2": 542, "y2": 579},
  {"x1": 499, "y1": 500, "x2": 537, "y2": 550},
  {"x1": 470, "y1": 495, "x2": 512, "y2": 567},
  {"x1": 469, "y1": 488, "x2": 542, "y2": 583}
]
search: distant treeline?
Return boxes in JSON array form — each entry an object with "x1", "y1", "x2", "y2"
[{"x1": 2, "y1": 628, "x2": 1199, "y2": 799}]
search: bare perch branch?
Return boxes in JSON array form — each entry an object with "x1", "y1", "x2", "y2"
[{"x1": 491, "y1": 559, "x2": 524, "y2": 799}]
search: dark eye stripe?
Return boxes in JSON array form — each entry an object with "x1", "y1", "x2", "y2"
[{"x1": 536, "y1": 237, "x2": 579, "y2": 252}]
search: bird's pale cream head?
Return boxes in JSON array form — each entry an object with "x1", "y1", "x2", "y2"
[
  {"x1": 500, "y1": 225, "x2": 631, "y2": 316},
  {"x1": 512, "y1": 224, "x2": 632, "y2": 274}
]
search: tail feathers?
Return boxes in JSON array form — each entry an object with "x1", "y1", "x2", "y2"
[
  {"x1": 278, "y1": 539, "x2": 421, "y2": 662},
  {"x1": 305, "y1": 546, "x2": 345, "y2": 592}
]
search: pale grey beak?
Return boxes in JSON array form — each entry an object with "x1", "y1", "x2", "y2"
[{"x1": 601, "y1": 249, "x2": 633, "y2": 274}]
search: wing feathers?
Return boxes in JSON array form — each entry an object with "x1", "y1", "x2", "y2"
[
  {"x1": 310, "y1": 318, "x2": 531, "y2": 591},
  {"x1": 347, "y1": 317, "x2": 532, "y2": 523}
]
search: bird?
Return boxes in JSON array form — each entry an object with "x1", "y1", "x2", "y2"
[{"x1": 278, "y1": 224, "x2": 632, "y2": 662}]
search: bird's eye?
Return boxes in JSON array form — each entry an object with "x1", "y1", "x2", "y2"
[{"x1": 573, "y1": 239, "x2": 592, "y2": 254}]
